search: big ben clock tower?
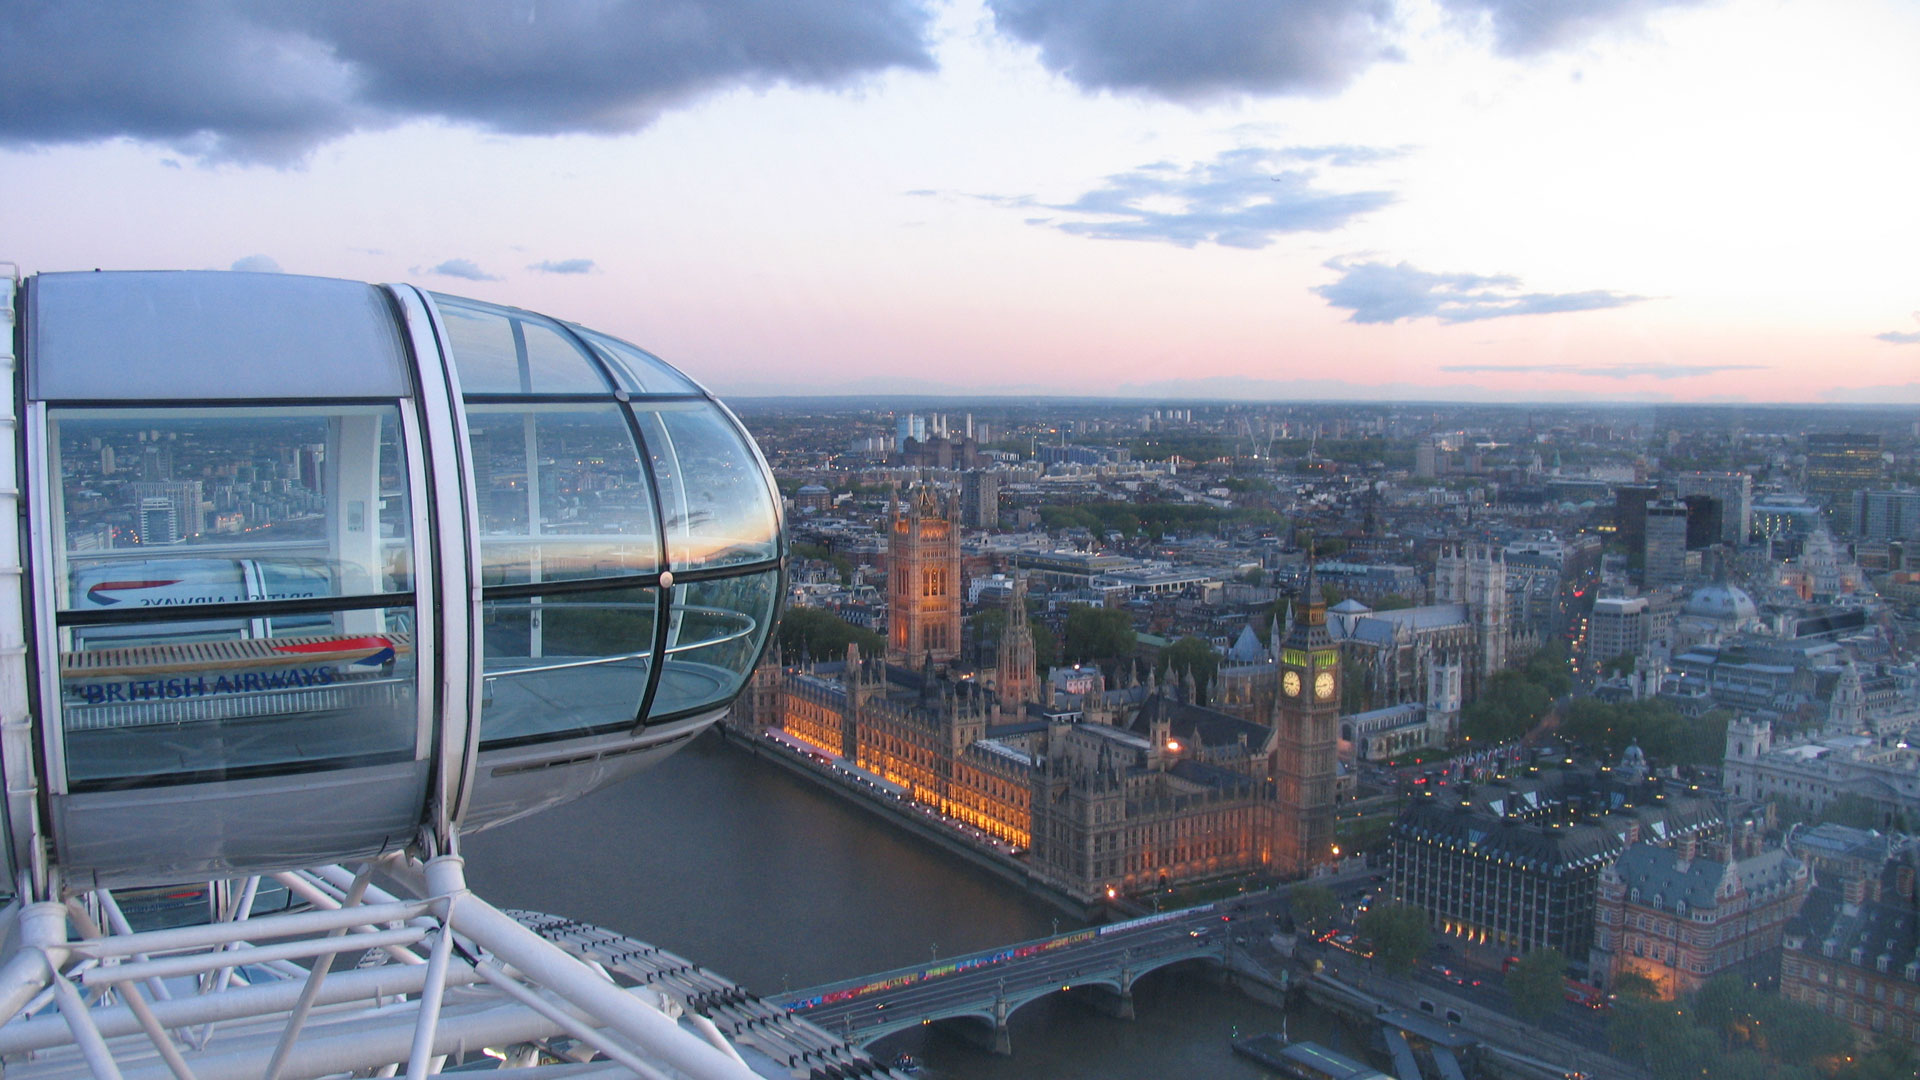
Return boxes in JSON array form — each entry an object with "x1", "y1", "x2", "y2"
[{"x1": 1272, "y1": 547, "x2": 1339, "y2": 877}]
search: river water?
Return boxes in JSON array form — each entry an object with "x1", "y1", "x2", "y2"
[{"x1": 465, "y1": 732, "x2": 1367, "y2": 1078}]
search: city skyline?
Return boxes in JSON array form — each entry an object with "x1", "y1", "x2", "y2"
[{"x1": 3, "y1": 1, "x2": 1916, "y2": 404}]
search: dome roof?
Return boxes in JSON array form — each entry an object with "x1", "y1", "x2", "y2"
[{"x1": 1685, "y1": 582, "x2": 1757, "y2": 622}]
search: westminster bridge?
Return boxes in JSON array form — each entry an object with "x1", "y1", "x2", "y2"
[{"x1": 781, "y1": 900, "x2": 1279, "y2": 1054}]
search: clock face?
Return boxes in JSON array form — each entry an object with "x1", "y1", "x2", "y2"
[
  {"x1": 1314, "y1": 671, "x2": 1336, "y2": 701},
  {"x1": 1283, "y1": 671, "x2": 1302, "y2": 697}
]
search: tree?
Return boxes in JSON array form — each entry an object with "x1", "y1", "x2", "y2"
[
  {"x1": 1610, "y1": 969, "x2": 1660, "y2": 1002},
  {"x1": 776, "y1": 606, "x2": 883, "y2": 664},
  {"x1": 1505, "y1": 947, "x2": 1567, "y2": 1025},
  {"x1": 1460, "y1": 671, "x2": 1551, "y2": 744},
  {"x1": 1288, "y1": 883, "x2": 1338, "y2": 934},
  {"x1": 971, "y1": 609, "x2": 1058, "y2": 675},
  {"x1": 1157, "y1": 635, "x2": 1218, "y2": 702},
  {"x1": 1356, "y1": 904, "x2": 1429, "y2": 975},
  {"x1": 1062, "y1": 606, "x2": 1136, "y2": 665}
]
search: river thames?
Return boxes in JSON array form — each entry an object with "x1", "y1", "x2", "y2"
[{"x1": 465, "y1": 731, "x2": 1369, "y2": 1078}]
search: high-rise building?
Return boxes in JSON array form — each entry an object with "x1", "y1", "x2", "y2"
[
  {"x1": 1674, "y1": 471, "x2": 1751, "y2": 544},
  {"x1": 1272, "y1": 559, "x2": 1339, "y2": 877},
  {"x1": 1682, "y1": 494, "x2": 1722, "y2": 549},
  {"x1": 1614, "y1": 484, "x2": 1661, "y2": 551},
  {"x1": 132, "y1": 480, "x2": 206, "y2": 539},
  {"x1": 1644, "y1": 499, "x2": 1689, "y2": 587},
  {"x1": 1805, "y1": 433, "x2": 1882, "y2": 533},
  {"x1": 1589, "y1": 596, "x2": 1650, "y2": 667},
  {"x1": 1852, "y1": 489, "x2": 1920, "y2": 542},
  {"x1": 137, "y1": 497, "x2": 182, "y2": 545},
  {"x1": 960, "y1": 470, "x2": 1000, "y2": 530},
  {"x1": 886, "y1": 485, "x2": 961, "y2": 666}
]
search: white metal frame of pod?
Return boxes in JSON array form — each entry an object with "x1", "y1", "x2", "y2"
[{"x1": 0, "y1": 268, "x2": 808, "y2": 1079}]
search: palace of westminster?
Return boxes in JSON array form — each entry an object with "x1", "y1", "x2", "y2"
[{"x1": 731, "y1": 485, "x2": 1385, "y2": 903}]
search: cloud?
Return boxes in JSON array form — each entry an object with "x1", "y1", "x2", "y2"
[
  {"x1": 1021, "y1": 146, "x2": 1394, "y2": 249},
  {"x1": 1315, "y1": 259, "x2": 1643, "y2": 323},
  {"x1": 529, "y1": 258, "x2": 596, "y2": 275},
  {"x1": 0, "y1": 1, "x2": 935, "y2": 163},
  {"x1": 987, "y1": 0, "x2": 1399, "y2": 100},
  {"x1": 229, "y1": 254, "x2": 282, "y2": 273},
  {"x1": 986, "y1": 1, "x2": 1696, "y2": 101},
  {"x1": 1439, "y1": 361, "x2": 1763, "y2": 381},
  {"x1": 1879, "y1": 331, "x2": 1920, "y2": 345},
  {"x1": 428, "y1": 258, "x2": 500, "y2": 282},
  {"x1": 1438, "y1": 0, "x2": 1705, "y2": 57}
]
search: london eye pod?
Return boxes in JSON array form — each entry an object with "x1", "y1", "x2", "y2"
[{"x1": 2, "y1": 269, "x2": 786, "y2": 896}]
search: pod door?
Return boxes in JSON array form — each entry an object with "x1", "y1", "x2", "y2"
[{"x1": 25, "y1": 273, "x2": 438, "y2": 888}]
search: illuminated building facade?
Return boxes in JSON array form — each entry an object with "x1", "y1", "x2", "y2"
[
  {"x1": 886, "y1": 485, "x2": 962, "y2": 666},
  {"x1": 744, "y1": 650, "x2": 1288, "y2": 903},
  {"x1": 1029, "y1": 698, "x2": 1273, "y2": 901},
  {"x1": 1389, "y1": 783, "x2": 1720, "y2": 963},
  {"x1": 1591, "y1": 836, "x2": 1809, "y2": 997}
]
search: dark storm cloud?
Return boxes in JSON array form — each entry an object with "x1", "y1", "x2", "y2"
[
  {"x1": 1029, "y1": 147, "x2": 1394, "y2": 249},
  {"x1": 1316, "y1": 259, "x2": 1643, "y2": 324},
  {"x1": 1442, "y1": 361, "x2": 1762, "y2": 380},
  {"x1": 986, "y1": 0, "x2": 1399, "y2": 100},
  {"x1": 0, "y1": 1, "x2": 936, "y2": 162},
  {"x1": 1438, "y1": 0, "x2": 1705, "y2": 57},
  {"x1": 530, "y1": 259, "x2": 597, "y2": 275},
  {"x1": 429, "y1": 259, "x2": 501, "y2": 282}
]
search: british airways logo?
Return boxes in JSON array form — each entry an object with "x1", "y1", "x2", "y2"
[
  {"x1": 271, "y1": 636, "x2": 396, "y2": 667},
  {"x1": 85, "y1": 580, "x2": 182, "y2": 606}
]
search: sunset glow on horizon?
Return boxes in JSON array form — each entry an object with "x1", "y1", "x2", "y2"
[{"x1": 2, "y1": 0, "x2": 1915, "y2": 405}]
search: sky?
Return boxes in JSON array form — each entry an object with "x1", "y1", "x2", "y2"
[{"x1": 2, "y1": 0, "x2": 1916, "y2": 404}]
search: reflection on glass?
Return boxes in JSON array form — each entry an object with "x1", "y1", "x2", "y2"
[
  {"x1": 573, "y1": 328, "x2": 699, "y2": 395},
  {"x1": 53, "y1": 407, "x2": 414, "y2": 611},
  {"x1": 60, "y1": 605, "x2": 417, "y2": 787},
  {"x1": 466, "y1": 404, "x2": 658, "y2": 585},
  {"x1": 479, "y1": 589, "x2": 656, "y2": 746},
  {"x1": 652, "y1": 571, "x2": 777, "y2": 719},
  {"x1": 632, "y1": 403, "x2": 779, "y2": 570},
  {"x1": 434, "y1": 295, "x2": 609, "y2": 395}
]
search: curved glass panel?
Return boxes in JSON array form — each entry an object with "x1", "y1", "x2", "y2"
[
  {"x1": 631, "y1": 402, "x2": 779, "y2": 570},
  {"x1": 30, "y1": 271, "x2": 412, "y2": 401},
  {"x1": 573, "y1": 328, "x2": 700, "y2": 395},
  {"x1": 651, "y1": 570, "x2": 778, "y2": 719},
  {"x1": 59, "y1": 604, "x2": 417, "y2": 788},
  {"x1": 51, "y1": 407, "x2": 415, "y2": 612},
  {"x1": 467, "y1": 404, "x2": 658, "y2": 585},
  {"x1": 479, "y1": 588, "x2": 656, "y2": 746},
  {"x1": 433, "y1": 295, "x2": 609, "y2": 395}
]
